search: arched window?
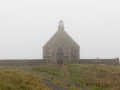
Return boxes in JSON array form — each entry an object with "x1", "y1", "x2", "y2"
[{"x1": 57, "y1": 47, "x2": 63, "y2": 54}]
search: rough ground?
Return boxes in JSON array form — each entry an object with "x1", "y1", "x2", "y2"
[
  {"x1": 15, "y1": 66, "x2": 90, "y2": 90},
  {"x1": 61, "y1": 65, "x2": 70, "y2": 79}
]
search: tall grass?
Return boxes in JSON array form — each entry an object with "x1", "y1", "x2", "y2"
[
  {"x1": 31, "y1": 65, "x2": 65, "y2": 78},
  {"x1": 68, "y1": 64, "x2": 120, "y2": 90},
  {"x1": 30, "y1": 64, "x2": 120, "y2": 90},
  {"x1": 0, "y1": 66, "x2": 50, "y2": 90}
]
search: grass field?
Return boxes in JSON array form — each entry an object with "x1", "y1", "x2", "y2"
[
  {"x1": 31, "y1": 64, "x2": 120, "y2": 90},
  {"x1": 31, "y1": 65, "x2": 65, "y2": 78},
  {"x1": 1, "y1": 64, "x2": 120, "y2": 90},
  {"x1": 0, "y1": 66, "x2": 50, "y2": 90},
  {"x1": 68, "y1": 64, "x2": 120, "y2": 90}
]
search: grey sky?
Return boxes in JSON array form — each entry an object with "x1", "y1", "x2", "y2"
[{"x1": 0, "y1": 0, "x2": 120, "y2": 59}]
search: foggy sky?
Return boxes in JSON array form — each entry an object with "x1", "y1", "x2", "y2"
[{"x1": 0, "y1": 0, "x2": 120, "y2": 59}]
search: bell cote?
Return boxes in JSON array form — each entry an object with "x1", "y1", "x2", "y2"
[{"x1": 58, "y1": 20, "x2": 64, "y2": 30}]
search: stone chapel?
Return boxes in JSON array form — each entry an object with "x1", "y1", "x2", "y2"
[{"x1": 43, "y1": 20, "x2": 80, "y2": 64}]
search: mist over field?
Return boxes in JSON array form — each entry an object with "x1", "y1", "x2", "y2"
[{"x1": 0, "y1": 0, "x2": 120, "y2": 59}]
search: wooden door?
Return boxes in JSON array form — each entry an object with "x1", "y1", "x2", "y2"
[{"x1": 57, "y1": 47, "x2": 63, "y2": 64}]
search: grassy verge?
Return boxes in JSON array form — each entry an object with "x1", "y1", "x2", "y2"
[
  {"x1": 68, "y1": 64, "x2": 120, "y2": 90},
  {"x1": 31, "y1": 65, "x2": 65, "y2": 78},
  {"x1": 30, "y1": 65, "x2": 81, "y2": 90},
  {"x1": 0, "y1": 66, "x2": 50, "y2": 90},
  {"x1": 30, "y1": 64, "x2": 120, "y2": 90}
]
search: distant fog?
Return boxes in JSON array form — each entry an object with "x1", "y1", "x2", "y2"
[{"x1": 0, "y1": 0, "x2": 120, "y2": 59}]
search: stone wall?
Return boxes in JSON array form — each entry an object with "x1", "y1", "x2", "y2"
[
  {"x1": 69, "y1": 59, "x2": 77, "y2": 64},
  {"x1": 0, "y1": 58, "x2": 119, "y2": 66},
  {"x1": 78, "y1": 58, "x2": 119, "y2": 65},
  {"x1": 0, "y1": 59, "x2": 45, "y2": 66},
  {"x1": 63, "y1": 56, "x2": 69, "y2": 64}
]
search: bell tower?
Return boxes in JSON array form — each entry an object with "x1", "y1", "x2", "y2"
[{"x1": 58, "y1": 20, "x2": 64, "y2": 30}]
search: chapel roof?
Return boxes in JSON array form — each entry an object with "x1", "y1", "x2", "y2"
[{"x1": 43, "y1": 20, "x2": 79, "y2": 48}]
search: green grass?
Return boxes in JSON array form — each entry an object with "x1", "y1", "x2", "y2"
[
  {"x1": 31, "y1": 65, "x2": 65, "y2": 78},
  {"x1": 30, "y1": 65, "x2": 81, "y2": 90},
  {"x1": 68, "y1": 64, "x2": 120, "y2": 90},
  {"x1": 30, "y1": 64, "x2": 120, "y2": 90},
  {"x1": 0, "y1": 66, "x2": 50, "y2": 90}
]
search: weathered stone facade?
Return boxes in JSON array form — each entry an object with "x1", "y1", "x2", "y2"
[{"x1": 43, "y1": 20, "x2": 80, "y2": 64}]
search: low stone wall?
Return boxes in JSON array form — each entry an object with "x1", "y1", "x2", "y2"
[
  {"x1": 0, "y1": 59, "x2": 45, "y2": 66},
  {"x1": 0, "y1": 58, "x2": 119, "y2": 66},
  {"x1": 69, "y1": 59, "x2": 77, "y2": 64},
  {"x1": 78, "y1": 58, "x2": 119, "y2": 65}
]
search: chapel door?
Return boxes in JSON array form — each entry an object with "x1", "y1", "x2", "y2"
[{"x1": 57, "y1": 47, "x2": 63, "y2": 64}]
